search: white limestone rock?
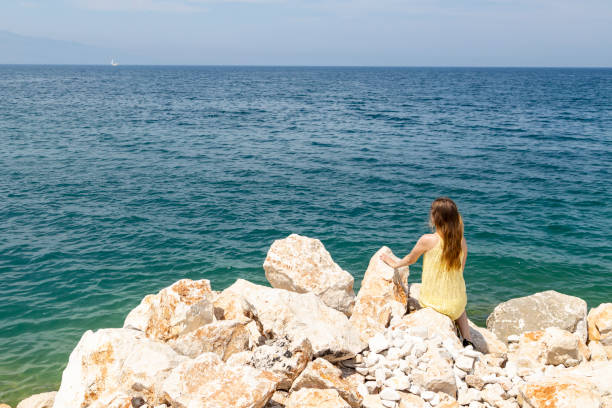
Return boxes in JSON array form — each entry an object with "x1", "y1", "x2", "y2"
[
  {"x1": 391, "y1": 308, "x2": 462, "y2": 350},
  {"x1": 588, "y1": 303, "x2": 612, "y2": 359},
  {"x1": 52, "y1": 328, "x2": 187, "y2": 408},
  {"x1": 16, "y1": 392, "x2": 56, "y2": 408},
  {"x1": 384, "y1": 375, "x2": 411, "y2": 391},
  {"x1": 285, "y1": 388, "x2": 351, "y2": 408},
  {"x1": 220, "y1": 279, "x2": 364, "y2": 361},
  {"x1": 247, "y1": 337, "x2": 313, "y2": 390},
  {"x1": 411, "y1": 347, "x2": 457, "y2": 398},
  {"x1": 507, "y1": 327, "x2": 589, "y2": 372},
  {"x1": 486, "y1": 290, "x2": 588, "y2": 344},
  {"x1": 369, "y1": 333, "x2": 390, "y2": 354},
  {"x1": 123, "y1": 279, "x2": 215, "y2": 342},
  {"x1": 350, "y1": 247, "x2": 408, "y2": 343},
  {"x1": 264, "y1": 234, "x2": 356, "y2": 316},
  {"x1": 379, "y1": 388, "x2": 401, "y2": 401},
  {"x1": 161, "y1": 352, "x2": 280, "y2": 408},
  {"x1": 519, "y1": 375, "x2": 601, "y2": 408},
  {"x1": 168, "y1": 319, "x2": 250, "y2": 360},
  {"x1": 290, "y1": 358, "x2": 364, "y2": 408}
]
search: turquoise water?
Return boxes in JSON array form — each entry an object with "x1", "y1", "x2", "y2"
[{"x1": 1, "y1": 66, "x2": 611, "y2": 404}]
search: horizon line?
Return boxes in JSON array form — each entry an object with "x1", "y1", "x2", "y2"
[{"x1": 1, "y1": 63, "x2": 611, "y2": 69}]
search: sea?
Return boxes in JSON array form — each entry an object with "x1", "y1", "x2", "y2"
[{"x1": 0, "y1": 65, "x2": 611, "y2": 404}]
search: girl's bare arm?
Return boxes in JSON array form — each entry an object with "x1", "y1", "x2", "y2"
[{"x1": 381, "y1": 234, "x2": 436, "y2": 269}]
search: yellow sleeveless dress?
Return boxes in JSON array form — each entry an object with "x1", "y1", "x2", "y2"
[{"x1": 419, "y1": 236, "x2": 467, "y2": 320}]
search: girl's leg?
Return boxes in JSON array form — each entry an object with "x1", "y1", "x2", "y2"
[{"x1": 455, "y1": 311, "x2": 472, "y2": 342}]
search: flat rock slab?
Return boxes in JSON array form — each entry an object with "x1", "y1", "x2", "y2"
[
  {"x1": 168, "y1": 319, "x2": 250, "y2": 360},
  {"x1": 220, "y1": 279, "x2": 364, "y2": 361},
  {"x1": 486, "y1": 290, "x2": 587, "y2": 343},
  {"x1": 519, "y1": 375, "x2": 601, "y2": 408},
  {"x1": 161, "y1": 352, "x2": 279, "y2": 408}
]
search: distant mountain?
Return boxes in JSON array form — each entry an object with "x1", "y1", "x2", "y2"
[{"x1": 0, "y1": 30, "x2": 117, "y2": 64}]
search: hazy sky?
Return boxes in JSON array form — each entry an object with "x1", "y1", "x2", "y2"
[{"x1": 1, "y1": 0, "x2": 611, "y2": 66}]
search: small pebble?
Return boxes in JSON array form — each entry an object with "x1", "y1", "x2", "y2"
[
  {"x1": 421, "y1": 390, "x2": 435, "y2": 401},
  {"x1": 379, "y1": 387, "x2": 401, "y2": 401}
]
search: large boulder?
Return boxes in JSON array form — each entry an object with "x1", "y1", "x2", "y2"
[
  {"x1": 290, "y1": 358, "x2": 364, "y2": 408},
  {"x1": 168, "y1": 319, "x2": 250, "y2": 360},
  {"x1": 486, "y1": 291, "x2": 587, "y2": 343},
  {"x1": 350, "y1": 247, "x2": 408, "y2": 342},
  {"x1": 123, "y1": 279, "x2": 215, "y2": 341},
  {"x1": 219, "y1": 279, "x2": 364, "y2": 361},
  {"x1": 391, "y1": 307, "x2": 461, "y2": 349},
  {"x1": 16, "y1": 392, "x2": 56, "y2": 408},
  {"x1": 52, "y1": 328, "x2": 187, "y2": 408},
  {"x1": 285, "y1": 388, "x2": 351, "y2": 408},
  {"x1": 519, "y1": 375, "x2": 601, "y2": 408},
  {"x1": 588, "y1": 303, "x2": 612, "y2": 358},
  {"x1": 161, "y1": 352, "x2": 279, "y2": 408},
  {"x1": 263, "y1": 234, "x2": 356, "y2": 316},
  {"x1": 508, "y1": 328, "x2": 589, "y2": 374}
]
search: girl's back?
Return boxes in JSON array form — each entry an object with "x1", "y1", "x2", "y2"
[{"x1": 419, "y1": 233, "x2": 467, "y2": 320}]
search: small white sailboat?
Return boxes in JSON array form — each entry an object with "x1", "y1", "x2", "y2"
[{"x1": 111, "y1": 58, "x2": 119, "y2": 66}]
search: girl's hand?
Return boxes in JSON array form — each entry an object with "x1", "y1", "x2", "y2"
[{"x1": 381, "y1": 253, "x2": 398, "y2": 268}]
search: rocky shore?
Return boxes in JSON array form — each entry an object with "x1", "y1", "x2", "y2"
[{"x1": 5, "y1": 234, "x2": 611, "y2": 408}]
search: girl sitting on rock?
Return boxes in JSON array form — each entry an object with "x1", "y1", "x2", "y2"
[{"x1": 381, "y1": 197, "x2": 474, "y2": 347}]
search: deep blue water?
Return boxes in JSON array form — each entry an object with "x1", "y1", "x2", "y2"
[{"x1": 1, "y1": 66, "x2": 611, "y2": 404}]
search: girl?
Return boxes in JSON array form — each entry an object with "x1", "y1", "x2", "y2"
[{"x1": 381, "y1": 197, "x2": 473, "y2": 346}]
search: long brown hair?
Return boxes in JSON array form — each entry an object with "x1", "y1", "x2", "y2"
[{"x1": 430, "y1": 197, "x2": 463, "y2": 271}]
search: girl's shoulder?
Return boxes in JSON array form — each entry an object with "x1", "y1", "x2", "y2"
[{"x1": 418, "y1": 233, "x2": 440, "y2": 251}]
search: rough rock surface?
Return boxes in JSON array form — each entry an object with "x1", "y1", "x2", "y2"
[
  {"x1": 391, "y1": 307, "x2": 461, "y2": 349},
  {"x1": 486, "y1": 290, "x2": 587, "y2": 343},
  {"x1": 123, "y1": 279, "x2": 215, "y2": 341},
  {"x1": 265, "y1": 390, "x2": 288, "y2": 408},
  {"x1": 398, "y1": 392, "x2": 426, "y2": 408},
  {"x1": 561, "y1": 361, "x2": 612, "y2": 397},
  {"x1": 508, "y1": 327, "x2": 588, "y2": 373},
  {"x1": 290, "y1": 358, "x2": 363, "y2": 408},
  {"x1": 263, "y1": 234, "x2": 356, "y2": 316},
  {"x1": 220, "y1": 279, "x2": 364, "y2": 361},
  {"x1": 16, "y1": 392, "x2": 56, "y2": 408},
  {"x1": 285, "y1": 388, "x2": 351, "y2": 408},
  {"x1": 412, "y1": 348, "x2": 457, "y2": 397},
  {"x1": 161, "y1": 352, "x2": 279, "y2": 408},
  {"x1": 588, "y1": 303, "x2": 612, "y2": 358},
  {"x1": 168, "y1": 319, "x2": 250, "y2": 360},
  {"x1": 84, "y1": 392, "x2": 132, "y2": 408},
  {"x1": 248, "y1": 338, "x2": 313, "y2": 390},
  {"x1": 350, "y1": 247, "x2": 408, "y2": 342},
  {"x1": 519, "y1": 375, "x2": 601, "y2": 408},
  {"x1": 52, "y1": 328, "x2": 187, "y2": 408},
  {"x1": 468, "y1": 320, "x2": 507, "y2": 356}
]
